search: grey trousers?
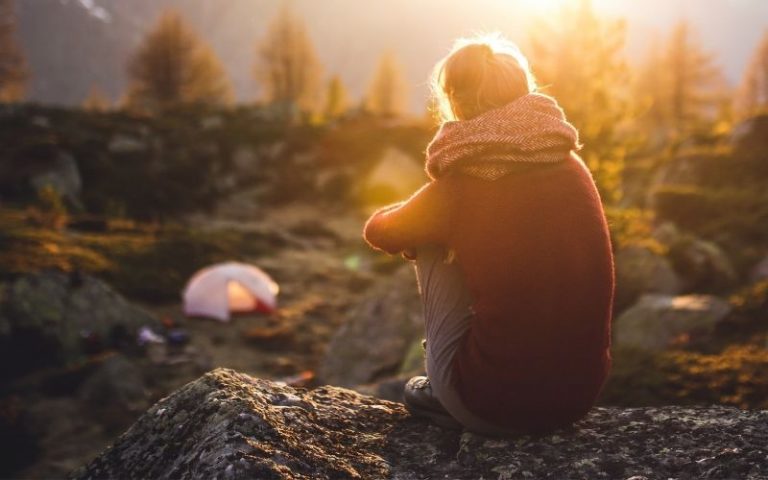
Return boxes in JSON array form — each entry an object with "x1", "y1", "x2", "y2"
[{"x1": 414, "y1": 247, "x2": 514, "y2": 436}]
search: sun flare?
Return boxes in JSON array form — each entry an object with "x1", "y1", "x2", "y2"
[{"x1": 519, "y1": 0, "x2": 571, "y2": 13}]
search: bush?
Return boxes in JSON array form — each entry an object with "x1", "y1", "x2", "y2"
[
  {"x1": 652, "y1": 185, "x2": 768, "y2": 244},
  {"x1": 0, "y1": 209, "x2": 274, "y2": 303},
  {"x1": 600, "y1": 344, "x2": 768, "y2": 409},
  {"x1": 604, "y1": 207, "x2": 661, "y2": 252}
]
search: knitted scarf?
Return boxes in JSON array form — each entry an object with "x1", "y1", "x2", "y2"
[{"x1": 425, "y1": 93, "x2": 580, "y2": 180}]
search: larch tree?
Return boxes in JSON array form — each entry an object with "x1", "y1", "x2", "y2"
[
  {"x1": 634, "y1": 21, "x2": 727, "y2": 145},
  {"x1": 323, "y1": 74, "x2": 348, "y2": 120},
  {"x1": 0, "y1": 0, "x2": 27, "y2": 102},
  {"x1": 662, "y1": 20, "x2": 724, "y2": 138},
  {"x1": 528, "y1": 0, "x2": 630, "y2": 204},
  {"x1": 255, "y1": 4, "x2": 322, "y2": 120},
  {"x1": 634, "y1": 39, "x2": 667, "y2": 133},
  {"x1": 738, "y1": 29, "x2": 768, "y2": 118},
  {"x1": 82, "y1": 85, "x2": 111, "y2": 112},
  {"x1": 125, "y1": 9, "x2": 233, "y2": 112},
  {"x1": 365, "y1": 52, "x2": 408, "y2": 118}
]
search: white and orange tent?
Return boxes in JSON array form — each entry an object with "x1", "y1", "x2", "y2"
[{"x1": 182, "y1": 262, "x2": 279, "y2": 321}]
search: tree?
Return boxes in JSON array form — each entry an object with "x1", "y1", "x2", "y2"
[
  {"x1": 323, "y1": 74, "x2": 348, "y2": 120},
  {"x1": 365, "y1": 52, "x2": 408, "y2": 117},
  {"x1": 738, "y1": 29, "x2": 768, "y2": 118},
  {"x1": 0, "y1": 0, "x2": 26, "y2": 102},
  {"x1": 82, "y1": 85, "x2": 111, "y2": 112},
  {"x1": 528, "y1": 0, "x2": 630, "y2": 204},
  {"x1": 634, "y1": 21, "x2": 726, "y2": 145},
  {"x1": 125, "y1": 9, "x2": 233, "y2": 112},
  {"x1": 634, "y1": 39, "x2": 666, "y2": 132},
  {"x1": 663, "y1": 21, "x2": 724, "y2": 137},
  {"x1": 255, "y1": 4, "x2": 322, "y2": 119}
]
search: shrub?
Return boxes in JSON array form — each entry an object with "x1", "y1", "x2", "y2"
[{"x1": 652, "y1": 185, "x2": 768, "y2": 243}]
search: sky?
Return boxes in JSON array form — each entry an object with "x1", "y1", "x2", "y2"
[
  {"x1": 20, "y1": 0, "x2": 768, "y2": 109},
  {"x1": 297, "y1": 0, "x2": 768, "y2": 109}
]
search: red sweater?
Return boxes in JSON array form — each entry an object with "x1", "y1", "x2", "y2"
[{"x1": 363, "y1": 153, "x2": 614, "y2": 432}]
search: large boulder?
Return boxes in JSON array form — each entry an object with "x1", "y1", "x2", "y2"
[
  {"x1": 78, "y1": 354, "x2": 150, "y2": 431},
  {"x1": 667, "y1": 235, "x2": 737, "y2": 293},
  {"x1": 614, "y1": 294, "x2": 732, "y2": 351},
  {"x1": 0, "y1": 272, "x2": 159, "y2": 378},
  {"x1": 360, "y1": 147, "x2": 425, "y2": 205},
  {"x1": 28, "y1": 152, "x2": 82, "y2": 208},
  {"x1": 319, "y1": 266, "x2": 423, "y2": 388},
  {"x1": 72, "y1": 368, "x2": 768, "y2": 480},
  {"x1": 654, "y1": 223, "x2": 737, "y2": 293},
  {"x1": 614, "y1": 246, "x2": 682, "y2": 311}
]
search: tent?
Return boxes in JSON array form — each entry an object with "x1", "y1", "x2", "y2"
[{"x1": 182, "y1": 262, "x2": 279, "y2": 321}]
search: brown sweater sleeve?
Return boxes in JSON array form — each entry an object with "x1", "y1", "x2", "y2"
[{"x1": 363, "y1": 180, "x2": 452, "y2": 255}]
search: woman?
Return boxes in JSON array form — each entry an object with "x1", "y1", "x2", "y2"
[{"x1": 363, "y1": 34, "x2": 614, "y2": 435}]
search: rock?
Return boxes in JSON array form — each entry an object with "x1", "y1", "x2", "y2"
[
  {"x1": 614, "y1": 246, "x2": 682, "y2": 311},
  {"x1": 31, "y1": 115, "x2": 50, "y2": 129},
  {"x1": 320, "y1": 265, "x2": 422, "y2": 387},
  {"x1": 614, "y1": 294, "x2": 732, "y2": 351},
  {"x1": 29, "y1": 152, "x2": 82, "y2": 207},
  {"x1": 108, "y1": 134, "x2": 146, "y2": 154},
  {"x1": 355, "y1": 374, "x2": 412, "y2": 402},
  {"x1": 651, "y1": 221, "x2": 680, "y2": 246},
  {"x1": 730, "y1": 114, "x2": 768, "y2": 152},
  {"x1": 667, "y1": 235, "x2": 737, "y2": 292},
  {"x1": 78, "y1": 354, "x2": 149, "y2": 431},
  {"x1": 200, "y1": 116, "x2": 224, "y2": 130},
  {"x1": 361, "y1": 147, "x2": 425, "y2": 205},
  {"x1": 654, "y1": 223, "x2": 737, "y2": 293},
  {"x1": 0, "y1": 272, "x2": 159, "y2": 378},
  {"x1": 232, "y1": 146, "x2": 258, "y2": 170},
  {"x1": 750, "y1": 255, "x2": 768, "y2": 283},
  {"x1": 73, "y1": 368, "x2": 768, "y2": 480}
]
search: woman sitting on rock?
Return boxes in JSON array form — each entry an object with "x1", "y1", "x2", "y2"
[{"x1": 363, "y1": 34, "x2": 615, "y2": 435}]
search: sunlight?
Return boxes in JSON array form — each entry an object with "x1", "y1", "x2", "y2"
[
  {"x1": 227, "y1": 280, "x2": 257, "y2": 312},
  {"x1": 519, "y1": 0, "x2": 571, "y2": 13}
]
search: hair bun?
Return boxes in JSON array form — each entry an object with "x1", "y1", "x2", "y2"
[
  {"x1": 430, "y1": 34, "x2": 536, "y2": 122},
  {"x1": 465, "y1": 43, "x2": 494, "y2": 62}
]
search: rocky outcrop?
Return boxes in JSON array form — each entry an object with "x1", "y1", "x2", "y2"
[
  {"x1": 0, "y1": 272, "x2": 159, "y2": 378},
  {"x1": 614, "y1": 246, "x2": 682, "y2": 311},
  {"x1": 28, "y1": 152, "x2": 82, "y2": 208},
  {"x1": 77, "y1": 354, "x2": 150, "y2": 431},
  {"x1": 320, "y1": 266, "x2": 423, "y2": 387},
  {"x1": 614, "y1": 294, "x2": 732, "y2": 351},
  {"x1": 73, "y1": 368, "x2": 768, "y2": 480},
  {"x1": 654, "y1": 223, "x2": 737, "y2": 293}
]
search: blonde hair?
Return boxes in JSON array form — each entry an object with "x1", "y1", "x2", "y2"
[{"x1": 430, "y1": 33, "x2": 536, "y2": 123}]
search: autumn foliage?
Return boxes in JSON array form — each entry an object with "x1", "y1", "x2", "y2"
[{"x1": 125, "y1": 10, "x2": 233, "y2": 112}]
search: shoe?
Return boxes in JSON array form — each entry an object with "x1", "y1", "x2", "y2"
[{"x1": 403, "y1": 376, "x2": 463, "y2": 430}]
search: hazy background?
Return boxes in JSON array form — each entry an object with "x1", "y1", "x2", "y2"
[{"x1": 19, "y1": 0, "x2": 768, "y2": 109}]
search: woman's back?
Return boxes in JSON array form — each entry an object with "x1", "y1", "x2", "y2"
[{"x1": 447, "y1": 154, "x2": 614, "y2": 432}]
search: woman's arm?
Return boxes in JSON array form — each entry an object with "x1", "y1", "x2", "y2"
[{"x1": 363, "y1": 180, "x2": 453, "y2": 255}]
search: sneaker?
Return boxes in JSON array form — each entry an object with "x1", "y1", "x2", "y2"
[{"x1": 403, "y1": 376, "x2": 462, "y2": 430}]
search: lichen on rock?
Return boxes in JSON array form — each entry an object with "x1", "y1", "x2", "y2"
[{"x1": 72, "y1": 368, "x2": 768, "y2": 480}]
